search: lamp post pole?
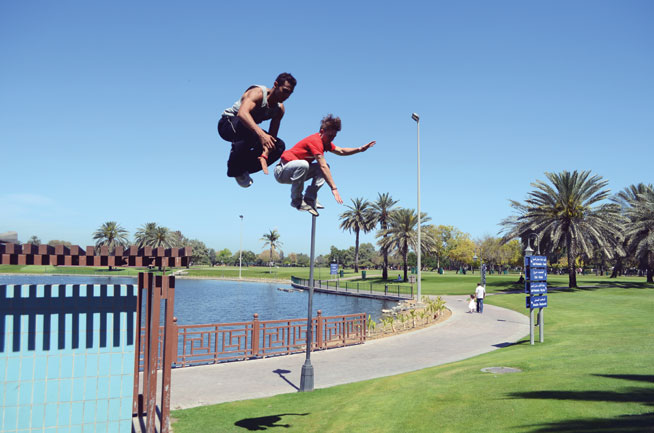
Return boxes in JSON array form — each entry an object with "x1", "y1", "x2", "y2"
[
  {"x1": 473, "y1": 253, "x2": 477, "y2": 274},
  {"x1": 300, "y1": 214, "x2": 317, "y2": 392},
  {"x1": 239, "y1": 215, "x2": 243, "y2": 279},
  {"x1": 411, "y1": 113, "x2": 421, "y2": 303}
]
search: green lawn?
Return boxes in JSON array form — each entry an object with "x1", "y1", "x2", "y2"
[
  {"x1": 0, "y1": 264, "x2": 144, "y2": 276},
  {"x1": 171, "y1": 278, "x2": 654, "y2": 433},
  {"x1": 2, "y1": 265, "x2": 652, "y2": 431},
  {"x1": 0, "y1": 264, "x2": 358, "y2": 280}
]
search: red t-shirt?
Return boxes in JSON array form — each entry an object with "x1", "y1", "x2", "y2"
[{"x1": 281, "y1": 133, "x2": 335, "y2": 163}]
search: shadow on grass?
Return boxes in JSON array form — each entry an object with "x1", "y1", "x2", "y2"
[
  {"x1": 509, "y1": 388, "x2": 654, "y2": 405},
  {"x1": 494, "y1": 279, "x2": 653, "y2": 294},
  {"x1": 594, "y1": 374, "x2": 654, "y2": 384},
  {"x1": 520, "y1": 412, "x2": 654, "y2": 433},
  {"x1": 93, "y1": 268, "x2": 130, "y2": 273},
  {"x1": 234, "y1": 413, "x2": 309, "y2": 431},
  {"x1": 593, "y1": 281, "x2": 654, "y2": 290},
  {"x1": 510, "y1": 384, "x2": 654, "y2": 432}
]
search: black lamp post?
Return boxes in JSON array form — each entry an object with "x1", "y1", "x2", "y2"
[{"x1": 473, "y1": 251, "x2": 486, "y2": 286}]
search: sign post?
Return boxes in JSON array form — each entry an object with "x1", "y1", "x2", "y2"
[{"x1": 525, "y1": 255, "x2": 548, "y2": 344}]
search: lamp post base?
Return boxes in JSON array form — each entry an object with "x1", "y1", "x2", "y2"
[{"x1": 299, "y1": 360, "x2": 314, "y2": 392}]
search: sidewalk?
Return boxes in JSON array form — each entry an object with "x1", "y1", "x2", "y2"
[{"x1": 169, "y1": 295, "x2": 529, "y2": 409}]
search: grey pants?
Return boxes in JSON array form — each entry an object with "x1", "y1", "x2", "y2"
[{"x1": 274, "y1": 160, "x2": 325, "y2": 205}]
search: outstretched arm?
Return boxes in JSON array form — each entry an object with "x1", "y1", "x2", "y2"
[
  {"x1": 237, "y1": 87, "x2": 278, "y2": 151},
  {"x1": 331, "y1": 141, "x2": 376, "y2": 156},
  {"x1": 315, "y1": 154, "x2": 343, "y2": 204}
]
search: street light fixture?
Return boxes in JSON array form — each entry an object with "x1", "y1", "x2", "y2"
[
  {"x1": 411, "y1": 113, "x2": 422, "y2": 303},
  {"x1": 524, "y1": 233, "x2": 540, "y2": 257},
  {"x1": 239, "y1": 215, "x2": 243, "y2": 279}
]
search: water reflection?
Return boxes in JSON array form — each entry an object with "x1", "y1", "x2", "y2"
[{"x1": 0, "y1": 275, "x2": 396, "y2": 324}]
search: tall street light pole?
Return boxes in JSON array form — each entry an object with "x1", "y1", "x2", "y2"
[
  {"x1": 300, "y1": 214, "x2": 317, "y2": 392},
  {"x1": 239, "y1": 215, "x2": 243, "y2": 279},
  {"x1": 411, "y1": 113, "x2": 422, "y2": 303}
]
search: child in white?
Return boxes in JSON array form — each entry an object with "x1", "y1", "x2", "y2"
[{"x1": 468, "y1": 294, "x2": 476, "y2": 313}]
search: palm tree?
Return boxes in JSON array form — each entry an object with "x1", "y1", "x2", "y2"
[
  {"x1": 371, "y1": 193, "x2": 399, "y2": 280},
  {"x1": 151, "y1": 226, "x2": 174, "y2": 248},
  {"x1": 260, "y1": 229, "x2": 282, "y2": 268},
  {"x1": 619, "y1": 184, "x2": 654, "y2": 283},
  {"x1": 500, "y1": 170, "x2": 625, "y2": 288},
  {"x1": 134, "y1": 222, "x2": 158, "y2": 247},
  {"x1": 93, "y1": 221, "x2": 129, "y2": 253},
  {"x1": 610, "y1": 184, "x2": 653, "y2": 277},
  {"x1": 134, "y1": 222, "x2": 174, "y2": 248},
  {"x1": 377, "y1": 208, "x2": 435, "y2": 282},
  {"x1": 339, "y1": 198, "x2": 376, "y2": 273}
]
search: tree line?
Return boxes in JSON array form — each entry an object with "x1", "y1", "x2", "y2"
[
  {"x1": 500, "y1": 171, "x2": 653, "y2": 287},
  {"x1": 23, "y1": 171, "x2": 652, "y2": 287}
]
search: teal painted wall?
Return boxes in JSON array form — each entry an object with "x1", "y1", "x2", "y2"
[{"x1": 1, "y1": 284, "x2": 137, "y2": 432}]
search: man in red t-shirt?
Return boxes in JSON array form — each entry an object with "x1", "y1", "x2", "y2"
[{"x1": 274, "y1": 114, "x2": 375, "y2": 216}]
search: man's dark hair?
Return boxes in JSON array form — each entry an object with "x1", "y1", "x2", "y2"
[
  {"x1": 276, "y1": 72, "x2": 297, "y2": 88},
  {"x1": 320, "y1": 114, "x2": 341, "y2": 131}
]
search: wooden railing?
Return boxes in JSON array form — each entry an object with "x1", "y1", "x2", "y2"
[
  {"x1": 140, "y1": 311, "x2": 366, "y2": 369},
  {"x1": 291, "y1": 276, "x2": 414, "y2": 300}
]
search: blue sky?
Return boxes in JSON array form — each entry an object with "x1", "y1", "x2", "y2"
[{"x1": 1, "y1": 1, "x2": 652, "y2": 256}]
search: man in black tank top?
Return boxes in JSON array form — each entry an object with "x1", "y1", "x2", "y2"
[{"x1": 218, "y1": 73, "x2": 296, "y2": 187}]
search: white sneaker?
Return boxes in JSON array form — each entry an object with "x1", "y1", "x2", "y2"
[
  {"x1": 235, "y1": 172, "x2": 253, "y2": 188},
  {"x1": 305, "y1": 199, "x2": 324, "y2": 209},
  {"x1": 298, "y1": 201, "x2": 319, "y2": 216}
]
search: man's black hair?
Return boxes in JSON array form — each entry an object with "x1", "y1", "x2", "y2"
[{"x1": 276, "y1": 72, "x2": 297, "y2": 87}]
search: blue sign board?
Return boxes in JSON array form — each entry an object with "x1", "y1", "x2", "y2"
[
  {"x1": 526, "y1": 296, "x2": 548, "y2": 309},
  {"x1": 330, "y1": 263, "x2": 338, "y2": 275},
  {"x1": 529, "y1": 268, "x2": 547, "y2": 281},
  {"x1": 525, "y1": 255, "x2": 548, "y2": 310},
  {"x1": 525, "y1": 255, "x2": 547, "y2": 267},
  {"x1": 525, "y1": 281, "x2": 547, "y2": 295}
]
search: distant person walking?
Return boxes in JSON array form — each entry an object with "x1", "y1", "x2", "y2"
[
  {"x1": 218, "y1": 73, "x2": 297, "y2": 187},
  {"x1": 468, "y1": 294, "x2": 476, "y2": 313},
  {"x1": 475, "y1": 283, "x2": 486, "y2": 313}
]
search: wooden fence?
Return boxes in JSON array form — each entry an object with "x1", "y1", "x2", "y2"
[{"x1": 139, "y1": 311, "x2": 366, "y2": 368}]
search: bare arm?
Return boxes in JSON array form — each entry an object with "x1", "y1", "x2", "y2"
[
  {"x1": 331, "y1": 140, "x2": 376, "y2": 156},
  {"x1": 236, "y1": 87, "x2": 278, "y2": 151},
  {"x1": 268, "y1": 104, "x2": 285, "y2": 139},
  {"x1": 315, "y1": 154, "x2": 343, "y2": 204}
]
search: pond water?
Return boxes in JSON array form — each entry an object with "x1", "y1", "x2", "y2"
[{"x1": 0, "y1": 275, "x2": 396, "y2": 324}]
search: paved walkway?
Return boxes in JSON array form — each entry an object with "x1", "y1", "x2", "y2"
[{"x1": 169, "y1": 295, "x2": 529, "y2": 409}]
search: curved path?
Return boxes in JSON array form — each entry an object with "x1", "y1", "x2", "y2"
[{"x1": 170, "y1": 295, "x2": 529, "y2": 409}]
